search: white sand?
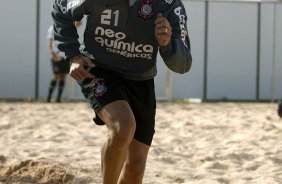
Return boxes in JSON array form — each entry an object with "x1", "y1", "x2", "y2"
[{"x1": 0, "y1": 101, "x2": 282, "y2": 184}]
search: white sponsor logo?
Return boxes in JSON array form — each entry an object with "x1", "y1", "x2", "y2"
[
  {"x1": 174, "y1": 7, "x2": 188, "y2": 47},
  {"x1": 56, "y1": 0, "x2": 67, "y2": 13},
  {"x1": 67, "y1": 0, "x2": 83, "y2": 11},
  {"x1": 56, "y1": 0, "x2": 82, "y2": 14},
  {"x1": 94, "y1": 27, "x2": 153, "y2": 59},
  {"x1": 165, "y1": 0, "x2": 173, "y2": 4}
]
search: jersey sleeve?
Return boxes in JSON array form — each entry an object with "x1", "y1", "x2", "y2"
[
  {"x1": 159, "y1": 0, "x2": 192, "y2": 74},
  {"x1": 51, "y1": 0, "x2": 86, "y2": 59}
]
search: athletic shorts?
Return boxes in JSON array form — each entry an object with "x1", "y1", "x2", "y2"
[
  {"x1": 51, "y1": 58, "x2": 70, "y2": 74},
  {"x1": 78, "y1": 67, "x2": 156, "y2": 146}
]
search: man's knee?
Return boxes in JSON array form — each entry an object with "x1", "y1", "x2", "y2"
[
  {"x1": 99, "y1": 100, "x2": 136, "y2": 147},
  {"x1": 110, "y1": 116, "x2": 136, "y2": 147}
]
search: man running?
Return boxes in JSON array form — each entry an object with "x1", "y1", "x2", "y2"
[{"x1": 52, "y1": 0, "x2": 192, "y2": 183}]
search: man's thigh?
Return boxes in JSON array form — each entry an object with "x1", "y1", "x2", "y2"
[{"x1": 97, "y1": 100, "x2": 136, "y2": 130}]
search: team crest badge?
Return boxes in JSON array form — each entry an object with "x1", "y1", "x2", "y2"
[
  {"x1": 94, "y1": 79, "x2": 107, "y2": 97},
  {"x1": 138, "y1": 0, "x2": 154, "y2": 20}
]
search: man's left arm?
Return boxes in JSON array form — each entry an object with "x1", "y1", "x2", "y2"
[{"x1": 156, "y1": 2, "x2": 192, "y2": 74}]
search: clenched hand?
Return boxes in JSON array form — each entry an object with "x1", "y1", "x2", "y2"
[
  {"x1": 69, "y1": 55, "x2": 95, "y2": 81},
  {"x1": 155, "y1": 13, "x2": 172, "y2": 47}
]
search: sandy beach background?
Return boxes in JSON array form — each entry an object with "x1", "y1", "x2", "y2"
[{"x1": 0, "y1": 101, "x2": 282, "y2": 184}]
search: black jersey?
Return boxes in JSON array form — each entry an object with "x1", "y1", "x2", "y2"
[{"x1": 52, "y1": 0, "x2": 192, "y2": 80}]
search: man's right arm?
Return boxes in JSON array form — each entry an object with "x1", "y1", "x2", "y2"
[
  {"x1": 51, "y1": 0, "x2": 85, "y2": 59},
  {"x1": 52, "y1": 0, "x2": 95, "y2": 81}
]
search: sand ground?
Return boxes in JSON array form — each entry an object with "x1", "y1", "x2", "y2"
[{"x1": 0, "y1": 101, "x2": 282, "y2": 184}]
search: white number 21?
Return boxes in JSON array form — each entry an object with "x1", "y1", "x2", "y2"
[{"x1": 101, "y1": 9, "x2": 119, "y2": 26}]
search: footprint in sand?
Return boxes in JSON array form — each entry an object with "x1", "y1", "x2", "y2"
[{"x1": 0, "y1": 155, "x2": 6, "y2": 164}]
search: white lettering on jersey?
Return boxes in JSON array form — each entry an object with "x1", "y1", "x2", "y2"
[
  {"x1": 56, "y1": 0, "x2": 82, "y2": 14},
  {"x1": 174, "y1": 7, "x2": 188, "y2": 48},
  {"x1": 101, "y1": 10, "x2": 120, "y2": 26},
  {"x1": 56, "y1": 0, "x2": 67, "y2": 14},
  {"x1": 67, "y1": 0, "x2": 83, "y2": 11},
  {"x1": 165, "y1": 0, "x2": 174, "y2": 4},
  {"x1": 94, "y1": 26, "x2": 154, "y2": 59}
]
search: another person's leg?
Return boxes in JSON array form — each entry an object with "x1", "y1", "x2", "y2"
[
  {"x1": 56, "y1": 73, "x2": 66, "y2": 102},
  {"x1": 47, "y1": 59, "x2": 60, "y2": 102},
  {"x1": 98, "y1": 100, "x2": 136, "y2": 184},
  {"x1": 47, "y1": 73, "x2": 61, "y2": 102},
  {"x1": 278, "y1": 100, "x2": 282, "y2": 118},
  {"x1": 47, "y1": 77, "x2": 57, "y2": 102},
  {"x1": 55, "y1": 59, "x2": 70, "y2": 102}
]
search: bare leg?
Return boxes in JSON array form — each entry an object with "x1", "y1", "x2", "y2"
[
  {"x1": 118, "y1": 139, "x2": 150, "y2": 184},
  {"x1": 98, "y1": 100, "x2": 136, "y2": 184}
]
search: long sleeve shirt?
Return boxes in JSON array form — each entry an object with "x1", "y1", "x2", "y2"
[{"x1": 52, "y1": 0, "x2": 192, "y2": 80}]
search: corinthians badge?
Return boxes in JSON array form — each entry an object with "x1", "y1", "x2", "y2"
[
  {"x1": 94, "y1": 79, "x2": 107, "y2": 97},
  {"x1": 138, "y1": 0, "x2": 154, "y2": 20}
]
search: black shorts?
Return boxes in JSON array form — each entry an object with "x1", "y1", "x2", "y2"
[
  {"x1": 79, "y1": 67, "x2": 156, "y2": 146},
  {"x1": 51, "y1": 58, "x2": 70, "y2": 74}
]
